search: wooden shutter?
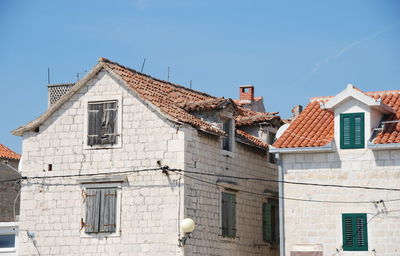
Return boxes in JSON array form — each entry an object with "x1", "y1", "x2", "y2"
[
  {"x1": 88, "y1": 103, "x2": 103, "y2": 146},
  {"x1": 100, "y1": 102, "x2": 117, "y2": 145},
  {"x1": 99, "y1": 188, "x2": 117, "y2": 233},
  {"x1": 85, "y1": 188, "x2": 101, "y2": 233},
  {"x1": 221, "y1": 193, "x2": 229, "y2": 237},
  {"x1": 229, "y1": 194, "x2": 236, "y2": 237},
  {"x1": 340, "y1": 113, "x2": 364, "y2": 149},
  {"x1": 222, "y1": 120, "x2": 231, "y2": 151},
  {"x1": 342, "y1": 213, "x2": 368, "y2": 251},
  {"x1": 262, "y1": 202, "x2": 272, "y2": 242}
]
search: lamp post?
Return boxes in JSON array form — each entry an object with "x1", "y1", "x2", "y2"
[{"x1": 179, "y1": 218, "x2": 195, "y2": 247}]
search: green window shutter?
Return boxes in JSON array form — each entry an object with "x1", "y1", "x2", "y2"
[
  {"x1": 340, "y1": 113, "x2": 364, "y2": 149},
  {"x1": 221, "y1": 192, "x2": 236, "y2": 238},
  {"x1": 262, "y1": 203, "x2": 272, "y2": 242},
  {"x1": 85, "y1": 188, "x2": 101, "y2": 233},
  {"x1": 342, "y1": 213, "x2": 368, "y2": 251},
  {"x1": 99, "y1": 188, "x2": 117, "y2": 233}
]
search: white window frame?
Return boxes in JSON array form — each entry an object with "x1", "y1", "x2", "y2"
[
  {"x1": 83, "y1": 95, "x2": 123, "y2": 150},
  {"x1": 80, "y1": 183, "x2": 122, "y2": 238},
  {"x1": 0, "y1": 222, "x2": 18, "y2": 254}
]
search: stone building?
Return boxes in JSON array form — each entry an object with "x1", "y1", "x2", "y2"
[
  {"x1": 270, "y1": 84, "x2": 400, "y2": 256},
  {"x1": 0, "y1": 144, "x2": 21, "y2": 255},
  {"x1": 12, "y1": 58, "x2": 283, "y2": 256}
]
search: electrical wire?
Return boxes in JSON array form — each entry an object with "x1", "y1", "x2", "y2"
[
  {"x1": 168, "y1": 168, "x2": 400, "y2": 192},
  {"x1": 168, "y1": 169, "x2": 400, "y2": 204}
]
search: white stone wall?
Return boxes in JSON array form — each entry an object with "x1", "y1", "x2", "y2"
[
  {"x1": 282, "y1": 148, "x2": 400, "y2": 256},
  {"x1": 18, "y1": 71, "x2": 185, "y2": 256},
  {"x1": 182, "y1": 127, "x2": 279, "y2": 256}
]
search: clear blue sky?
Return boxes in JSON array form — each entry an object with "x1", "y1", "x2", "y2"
[{"x1": 1, "y1": 0, "x2": 399, "y2": 153}]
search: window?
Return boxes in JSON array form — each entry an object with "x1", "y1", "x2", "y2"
[
  {"x1": 342, "y1": 213, "x2": 368, "y2": 251},
  {"x1": 83, "y1": 187, "x2": 117, "y2": 234},
  {"x1": 268, "y1": 132, "x2": 276, "y2": 163},
  {"x1": 221, "y1": 192, "x2": 236, "y2": 238},
  {"x1": 340, "y1": 113, "x2": 364, "y2": 149},
  {"x1": 222, "y1": 119, "x2": 233, "y2": 151},
  {"x1": 0, "y1": 223, "x2": 17, "y2": 253},
  {"x1": 88, "y1": 101, "x2": 118, "y2": 146},
  {"x1": 262, "y1": 200, "x2": 279, "y2": 243}
]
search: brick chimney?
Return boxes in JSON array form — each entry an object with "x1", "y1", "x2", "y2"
[{"x1": 239, "y1": 85, "x2": 254, "y2": 103}]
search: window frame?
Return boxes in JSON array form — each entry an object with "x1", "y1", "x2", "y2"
[
  {"x1": 221, "y1": 118, "x2": 234, "y2": 152},
  {"x1": 262, "y1": 199, "x2": 279, "y2": 243},
  {"x1": 221, "y1": 191, "x2": 237, "y2": 238},
  {"x1": 0, "y1": 222, "x2": 18, "y2": 253},
  {"x1": 80, "y1": 183, "x2": 122, "y2": 238},
  {"x1": 342, "y1": 213, "x2": 368, "y2": 251},
  {"x1": 340, "y1": 113, "x2": 365, "y2": 149},
  {"x1": 83, "y1": 95, "x2": 123, "y2": 150}
]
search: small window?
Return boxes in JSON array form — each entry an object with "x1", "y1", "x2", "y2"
[
  {"x1": 83, "y1": 187, "x2": 117, "y2": 234},
  {"x1": 340, "y1": 113, "x2": 364, "y2": 149},
  {"x1": 262, "y1": 200, "x2": 279, "y2": 243},
  {"x1": 221, "y1": 192, "x2": 236, "y2": 238},
  {"x1": 222, "y1": 119, "x2": 233, "y2": 151},
  {"x1": 342, "y1": 213, "x2": 368, "y2": 251},
  {"x1": 88, "y1": 101, "x2": 118, "y2": 146},
  {"x1": 268, "y1": 132, "x2": 276, "y2": 163}
]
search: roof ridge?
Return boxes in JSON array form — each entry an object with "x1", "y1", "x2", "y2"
[{"x1": 99, "y1": 57, "x2": 215, "y2": 99}]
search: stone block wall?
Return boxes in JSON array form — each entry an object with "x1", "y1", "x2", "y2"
[
  {"x1": 0, "y1": 158, "x2": 20, "y2": 222},
  {"x1": 18, "y1": 71, "x2": 185, "y2": 256},
  {"x1": 282, "y1": 148, "x2": 400, "y2": 256},
  {"x1": 182, "y1": 127, "x2": 279, "y2": 256}
]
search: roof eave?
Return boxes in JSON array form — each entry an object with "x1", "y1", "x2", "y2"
[
  {"x1": 269, "y1": 142, "x2": 334, "y2": 154},
  {"x1": 367, "y1": 141, "x2": 400, "y2": 150}
]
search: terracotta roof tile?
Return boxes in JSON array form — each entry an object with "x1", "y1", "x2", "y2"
[
  {"x1": 274, "y1": 89, "x2": 400, "y2": 148},
  {"x1": 100, "y1": 58, "x2": 277, "y2": 149},
  {"x1": 236, "y1": 129, "x2": 269, "y2": 149},
  {"x1": 0, "y1": 144, "x2": 20, "y2": 160}
]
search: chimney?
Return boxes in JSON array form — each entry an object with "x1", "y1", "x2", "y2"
[
  {"x1": 48, "y1": 83, "x2": 75, "y2": 108},
  {"x1": 239, "y1": 85, "x2": 255, "y2": 103},
  {"x1": 291, "y1": 105, "x2": 303, "y2": 119}
]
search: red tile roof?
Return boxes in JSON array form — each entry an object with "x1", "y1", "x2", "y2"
[
  {"x1": 101, "y1": 58, "x2": 281, "y2": 149},
  {"x1": 273, "y1": 89, "x2": 400, "y2": 148},
  {"x1": 0, "y1": 144, "x2": 21, "y2": 160}
]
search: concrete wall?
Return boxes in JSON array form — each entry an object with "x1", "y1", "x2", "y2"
[
  {"x1": 183, "y1": 127, "x2": 279, "y2": 256},
  {"x1": 0, "y1": 158, "x2": 20, "y2": 222},
  {"x1": 18, "y1": 71, "x2": 185, "y2": 256},
  {"x1": 281, "y1": 147, "x2": 400, "y2": 256}
]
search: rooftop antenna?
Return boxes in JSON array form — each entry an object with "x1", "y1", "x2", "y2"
[
  {"x1": 190, "y1": 80, "x2": 192, "y2": 89},
  {"x1": 167, "y1": 66, "x2": 170, "y2": 81},
  {"x1": 76, "y1": 70, "x2": 88, "y2": 82},
  {"x1": 47, "y1": 68, "x2": 51, "y2": 84},
  {"x1": 141, "y1": 58, "x2": 146, "y2": 73}
]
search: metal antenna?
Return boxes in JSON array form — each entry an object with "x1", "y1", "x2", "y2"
[
  {"x1": 141, "y1": 58, "x2": 146, "y2": 72},
  {"x1": 47, "y1": 68, "x2": 50, "y2": 84},
  {"x1": 77, "y1": 72, "x2": 79, "y2": 82},
  {"x1": 167, "y1": 66, "x2": 170, "y2": 81},
  {"x1": 190, "y1": 80, "x2": 192, "y2": 89}
]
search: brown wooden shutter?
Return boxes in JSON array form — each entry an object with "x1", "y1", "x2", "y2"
[
  {"x1": 88, "y1": 103, "x2": 103, "y2": 145},
  {"x1": 99, "y1": 188, "x2": 117, "y2": 233},
  {"x1": 85, "y1": 188, "x2": 101, "y2": 233}
]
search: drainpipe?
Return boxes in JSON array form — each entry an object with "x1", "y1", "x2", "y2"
[{"x1": 277, "y1": 154, "x2": 285, "y2": 256}]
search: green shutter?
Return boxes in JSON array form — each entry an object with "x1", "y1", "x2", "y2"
[
  {"x1": 342, "y1": 213, "x2": 368, "y2": 251},
  {"x1": 340, "y1": 113, "x2": 364, "y2": 149},
  {"x1": 262, "y1": 203, "x2": 272, "y2": 242},
  {"x1": 221, "y1": 192, "x2": 236, "y2": 238}
]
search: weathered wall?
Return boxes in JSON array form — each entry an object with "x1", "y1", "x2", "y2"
[
  {"x1": 18, "y1": 71, "x2": 185, "y2": 256},
  {"x1": 0, "y1": 158, "x2": 20, "y2": 222},
  {"x1": 182, "y1": 127, "x2": 279, "y2": 256},
  {"x1": 282, "y1": 148, "x2": 400, "y2": 256}
]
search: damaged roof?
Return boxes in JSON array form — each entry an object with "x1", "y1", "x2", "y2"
[{"x1": 13, "y1": 58, "x2": 282, "y2": 150}]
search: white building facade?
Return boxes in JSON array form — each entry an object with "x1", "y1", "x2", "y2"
[
  {"x1": 13, "y1": 58, "x2": 282, "y2": 256},
  {"x1": 271, "y1": 85, "x2": 400, "y2": 256}
]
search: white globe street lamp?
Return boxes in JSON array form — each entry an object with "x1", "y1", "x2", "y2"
[{"x1": 179, "y1": 218, "x2": 195, "y2": 247}]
